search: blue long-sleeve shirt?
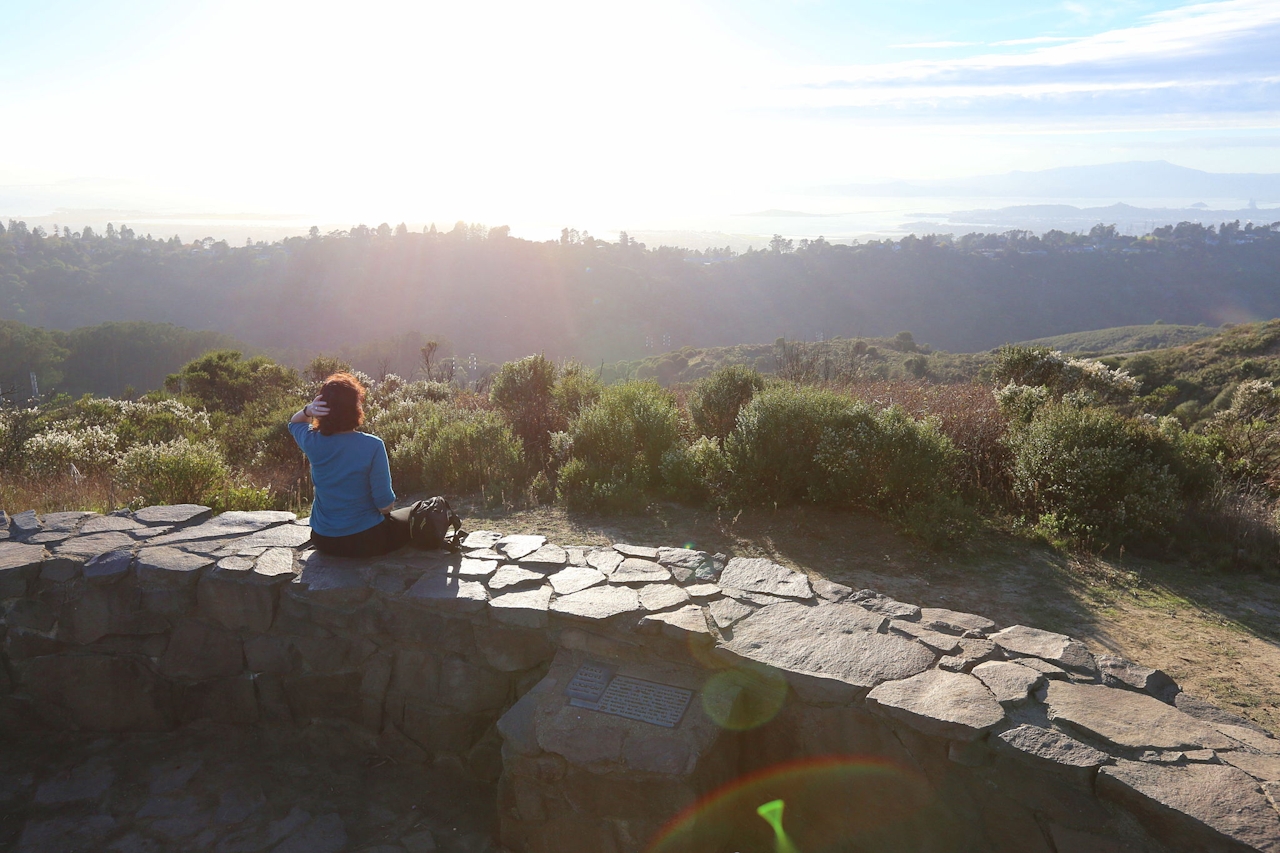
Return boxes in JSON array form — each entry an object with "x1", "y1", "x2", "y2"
[{"x1": 289, "y1": 421, "x2": 395, "y2": 537}]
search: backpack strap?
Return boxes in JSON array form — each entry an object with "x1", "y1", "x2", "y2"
[{"x1": 442, "y1": 500, "x2": 466, "y2": 552}]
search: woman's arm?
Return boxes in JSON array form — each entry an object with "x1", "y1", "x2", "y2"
[
  {"x1": 369, "y1": 439, "x2": 397, "y2": 514},
  {"x1": 291, "y1": 395, "x2": 329, "y2": 424}
]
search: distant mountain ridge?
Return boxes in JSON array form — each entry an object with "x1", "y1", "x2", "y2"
[{"x1": 830, "y1": 161, "x2": 1280, "y2": 201}]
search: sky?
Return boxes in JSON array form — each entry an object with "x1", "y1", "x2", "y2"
[{"x1": 1, "y1": 0, "x2": 1277, "y2": 234}]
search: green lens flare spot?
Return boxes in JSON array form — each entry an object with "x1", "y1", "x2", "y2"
[
  {"x1": 701, "y1": 665, "x2": 788, "y2": 731},
  {"x1": 756, "y1": 799, "x2": 799, "y2": 853}
]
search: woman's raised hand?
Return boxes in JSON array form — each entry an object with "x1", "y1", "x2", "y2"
[{"x1": 305, "y1": 395, "x2": 330, "y2": 418}]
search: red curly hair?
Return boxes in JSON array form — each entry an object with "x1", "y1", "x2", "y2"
[{"x1": 314, "y1": 372, "x2": 365, "y2": 435}]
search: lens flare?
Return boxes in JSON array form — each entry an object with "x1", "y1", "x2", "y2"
[
  {"x1": 647, "y1": 756, "x2": 937, "y2": 853},
  {"x1": 757, "y1": 799, "x2": 799, "y2": 853},
  {"x1": 701, "y1": 665, "x2": 789, "y2": 731}
]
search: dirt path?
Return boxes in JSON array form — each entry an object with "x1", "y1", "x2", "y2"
[{"x1": 464, "y1": 502, "x2": 1280, "y2": 734}]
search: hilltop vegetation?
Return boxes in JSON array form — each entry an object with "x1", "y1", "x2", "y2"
[
  {"x1": 1112, "y1": 319, "x2": 1280, "y2": 425},
  {"x1": 1015, "y1": 323, "x2": 1217, "y2": 356},
  {"x1": 7, "y1": 325, "x2": 1280, "y2": 576},
  {"x1": 2, "y1": 217, "x2": 1278, "y2": 376}
]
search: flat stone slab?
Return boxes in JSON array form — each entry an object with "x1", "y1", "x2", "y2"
[
  {"x1": 288, "y1": 553, "x2": 368, "y2": 603},
  {"x1": 487, "y1": 565, "x2": 546, "y2": 591},
  {"x1": 1098, "y1": 760, "x2": 1280, "y2": 852},
  {"x1": 683, "y1": 582, "x2": 721, "y2": 599},
  {"x1": 494, "y1": 535, "x2": 545, "y2": 561},
  {"x1": 993, "y1": 724, "x2": 1110, "y2": 770},
  {"x1": 51, "y1": 531, "x2": 137, "y2": 564},
  {"x1": 1097, "y1": 654, "x2": 1177, "y2": 699},
  {"x1": 462, "y1": 530, "x2": 502, "y2": 549},
  {"x1": 0, "y1": 542, "x2": 46, "y2": 579},
  {"x1": 9, "y1": 510, "x2": 41, "y2": 538},
  {"x1": 83, "y1": 550, "x2": 134, "y2": 584},
  {"x1": 1221, "y1": 751, "x2": 1280, "y2": 783},
  {"x1": 640, "y1": 604, "x2": 711, "y2": 638},
  {"x1": 855, "y1": 592, "x2": 921, "y2": 620},
  {"x1": 549, "y1": 585, "x2": 641, "y2": 620},
  {"x1": 890, "y1": 620, "x2": 962, "y2": 655},
  {"x1": 719, "y1": 557, "x2": 813, "y2": 600},
  {"x1": 607, "y1": 558, "x2": 671, "y2": 584},
  {"x1": 614, "y1": 543, "x2": 658, "y2": 559},
  {"x1": 39, "y1": 511, "x2": 96, "y2": 532},
  {"x1": 547, "y1": 565, "x2": 606, "y2": 596},
  {"x1": 656, "y1": 547, "x2": 712, "y2": 570},
  {"x1": 132, "y1": 504, "x2": 212, "y2": 525},
  {"x1": 721, "y1": 587, "x2": 791, "y2": 606},
  {"x1": 638, "y1": 583, "x2": 690, "y2": 611},
  {"x1": 214, "y1": 555, "x2": 255, "y2": 574},
  {"x1": 456, "y1": 557, "x2": 501, "y2": 578},
  {"x1": 223, "y1": 524, "x2": 314, "y2": 551},
  {"x1": 811, "y1": 577, "x2": 853, "y2": 602},
  {"x1": 708, "y1": 597, "x2": 756, "y2": 629},
  {"x1": 518, "y1": 544, "x2": 567, "y2": 568},
  {"x1": 1044, "y1": 681, "x2": 1235, "y2": 751},
  {"x1": 919, "y1": 607, "x2": 996, "y2": 635},
  {"x1": 253, "y1": 548, "x2": 298, "y2": 581},
  {"x1": 1217, "y1": 723, "x2": 1280, "y2": 755},
  {"x1": 990, "y1": 625, "x2": 1095, "y2": 671},
  {"x1": 79, "y1": 515, "x2": 144, "y2": 534},
  {"x1": 462, "y1": 548, "x2": 505, "y2": 561},
  {"x1": 146, "y1": 519, "x2": 275, "y2": 548},
  {"x1": 136, "y1": 546, "x2": 214, "y2": 588},
  {"x1": 867, "y1": 669, "x2": 1006, "y2": 741},
  {"x1": 972, "y1": 660, "x2": 1044, "y2": 705},
  {"x1": 720, "y1": 601, "x2": 935, "y2": 691},
  {"x1": 1015, "y1": 656, "x2": 1068, "y2": 678},
  {"x1": 585, "y1": 549, "x2": 624, "y2": 574},
  {"x1": 489, "y1": 586, "x2": 553, "y2": 628},
  {"x1": 404, "y1": 571, "x2": 488, "y2": 612}
]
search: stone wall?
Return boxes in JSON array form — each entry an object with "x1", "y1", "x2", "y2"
[{"x1": 1, "y1": 506, "x2": 1278, "y2": 852}]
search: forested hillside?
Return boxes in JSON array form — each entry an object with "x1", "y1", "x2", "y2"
[
  {"x1": 2, "y1": 219, "x2": 1278, "y2": 373},
  {"x1": 0, "y1": 319, "x2": 244, "y2": 399}
]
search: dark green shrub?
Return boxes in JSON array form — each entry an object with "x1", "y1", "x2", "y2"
[
  {"x1": 165, "y1": 350, "x2": 300, "y2": 415},
  {"x1": 490, "y1": 356, "x2": 603, "y2": 464},
  {"x1": 393, "y1": 405, "x2": 524, "y2": 499},
  {"x1": 552, "y1": 362, "x2": 603, "y2": 422},
  {"x1": 115, "y1": 438, "x2": 232, "y2": 506},
  {"x1": 490, "y1": 355, "x2": 559, "y2": 459},
  {"x1": 660, "y1": 436, "x2": 731, "y2": 505},
  {"x1": 557, "y1": 381, "x2": 682, "y2": 512},
  {"x1": 689, "y1": 365, "x2": 765, "y2": 441},
  {"x1": 813, "y1": 405, "x2": 958, "y2": 509},
  {"x1": 725, "y1": 384, "x2": 958, "y2": 510},
  {"x1": 725, "y1": 384, "x2": 847, "y2": 502},
  {"x1": 1007, "y1": 402, "x2": 1194, "y2": 544}
]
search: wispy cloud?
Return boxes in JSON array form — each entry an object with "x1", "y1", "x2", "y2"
[
  {"x1": 991, "y1": 36, "x2": 1079, "y2": 46},
  {"x1": 785, "y1": 0, "x2": 1280, "y2": 126},
  {"x1": 890, "y1": 41, "x2": 981, "y2": 49}
]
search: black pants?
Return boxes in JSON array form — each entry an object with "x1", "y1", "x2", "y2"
[{"x1": 309, "y1": 516, "x2": 410, "y2": 558}]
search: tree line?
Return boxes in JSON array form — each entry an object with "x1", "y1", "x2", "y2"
[{"x1": 2, "y1": 216, "x2": 1278, "y2": 374}]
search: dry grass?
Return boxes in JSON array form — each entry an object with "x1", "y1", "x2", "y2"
[{"x1": 0, "y1": 472, "x2": 123, "y2": 515}]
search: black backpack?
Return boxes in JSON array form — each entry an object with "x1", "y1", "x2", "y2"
[{"x1": 389, "y1": 497, "x2": 465, "y2": 551}]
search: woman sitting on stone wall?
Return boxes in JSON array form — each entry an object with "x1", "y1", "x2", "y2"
[{"x1": 289, "y1": 372, "x2": 409, "y2": 557}]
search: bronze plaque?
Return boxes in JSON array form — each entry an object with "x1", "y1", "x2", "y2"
[{"x1": 566, "y1": 662, "x2": 693, "y2": 728}]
